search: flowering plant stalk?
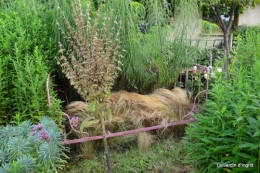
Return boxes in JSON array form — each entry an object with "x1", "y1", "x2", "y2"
[{"x1": 57, "y1": 0, "x2": 123, "y2": 172}]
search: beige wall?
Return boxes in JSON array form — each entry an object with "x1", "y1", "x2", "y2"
[{"x1": 238, "y1": 5, "x2": 260, "y2": 26}]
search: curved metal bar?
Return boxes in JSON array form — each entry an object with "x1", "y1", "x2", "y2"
[
  {"x1": 181, "y1": 89, "x2": 208, "y2": 120},
  {"x1": 63, "y1": 112, "x2": 90, "y2": 136},
  {"x1": 63, "y1": 118, "x2": 196, "y2": 145}
]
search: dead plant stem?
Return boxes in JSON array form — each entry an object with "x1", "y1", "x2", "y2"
[{"x1": 100, "y1": 111, "x2": 111, "y2": 173}]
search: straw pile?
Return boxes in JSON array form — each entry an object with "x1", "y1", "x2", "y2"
[{"x1": 65, "y1": 87, "x2": 191, "y2": 158}]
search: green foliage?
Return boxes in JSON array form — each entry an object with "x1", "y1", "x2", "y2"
[
  {"x1": 131, "y1": 1, "x2": 145, "y2": 18},
  {"x1": 10, "y1": 48, "x2": 49, "y2": 122},
  {"x1": 0, "y1": 116, "x2": 68, "y2": 172},
  {"x1": 65, "y1": 138, "x2": 192, "y2": 173},
  {"x1": 199, "y1": 0, "x2": 260, "y2": 14},
  {"x1": 196, "y1": 47, "x2": 224, "y2": 66},
  {"x1": 80, "y1": 118, "x2": 99, "y2": 133},
  {"x1": 0, "y1": 56, "x2": 9, "y2": 125},
  {"x1": 183, "y1": 26, "x2": 260, "y2": 173},
  {"x1": 0, "y1": 0, "x2": 57, "y2": 65},
  {"x1": 199, "y1": 0, "x2": 260, "y2": 61},
  {"x1": 233, "y1": 24, "x2": 260, "y2": 47},
  {"x1": 0, "y1": 0, "x2": 63, "y2": 125},
  {"x1": 105, "y1": 0, "x2": 200, "y2": 93},
  {"x1": 202, "y1": 20, "x2": 219, "y2": 33}
]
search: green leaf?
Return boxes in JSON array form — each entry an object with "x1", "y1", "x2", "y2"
[
  {"x1": 219, "y1": 130, "x2": 235, "y2": 137},
  {"x1": 214, "y1": 145, "x2": 231, "y2": 153},
  {"x1": 199, "y1": 138, "x2": 214, "y2": 145},
  {"x1": 221, "y1": 106, "x2": 227, "y2": 114},
  {"x1": 232, "y1": 145, "x2": 238, "y2": 154},
  {"x1": 245, "y1": 105, "x2": 258, "y2": 110},
  {"x1": 246, "y1": 117, "x2": 259, "y2": 127},
  {"x1": 236, "y1": 117, "x2": 243, "y2": 122},
  {"x1": 208, "y1": 137, "x2": 224, "y2": 142},
  {"x1": 238, "y1": 143, "x2": 258, "y2": 150},
  {"x1": 236, "y1": 152, "x2": 253, "y2": 159},
  {"x1": 253, "y1": 131, "x2": 260, "y2": 137},
  {"x1": 80, "y1": 118, "x2": 100, "y2": 133}
]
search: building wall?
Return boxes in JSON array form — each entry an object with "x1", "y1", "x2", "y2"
[{"x1": 238, "y1": 5, "x2": 260, "y2": 26}]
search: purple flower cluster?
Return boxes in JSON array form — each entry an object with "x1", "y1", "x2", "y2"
[
  {"x1": 31, "y1": 131, "x2": 36, "y2": 136},
  {"x1": 31, "y1": 123, "x2": 50, "y2": 142},
  {"x1": 34, "y1": 123, "x2": 44, "y2": 131},
  {"x1": 70, "y1": 117, "x2": 79, "y2": 128},
  {"x1": 38, "y1": 130, "x2": 50, "y2": 142}
]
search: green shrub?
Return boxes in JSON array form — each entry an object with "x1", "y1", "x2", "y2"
[
  {"x1": 0, "y1": 0, "x2": 57, "y2": 64},
  {"x1": 0, "y1": 0, "x2": 63, "y2": 125},
  {"x1": 233, "y1": 24, "x2": 260, "y2": 38},
  {"x1": 105, "y1": 0, "x2": 199, "y2": 93},
  {"x1": 9, "y1": 47, "x2": 63, "y2": 125},
  {"x1": 183, "y1": 25, "x2": 260, "y2": 172},
  {"x1": 202, "y1": 20, "x2": 219, "y2": 33},
  {"x1": 233, "y1": 24, "x2": 260, "y2": 48},
  {"x1": 0, "y1": 116, "x2": 68, "y2": 172},
  {"x1": 0, "y1": 56, "x2": 9, "y2": 124}
]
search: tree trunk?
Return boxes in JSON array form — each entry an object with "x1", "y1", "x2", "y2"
[
  {"x1": 211, "y1": 3, "x2": 236, "y2": 72},
  {"x1": 223, "y1": 30, "x2": 230, "y2": 71}
]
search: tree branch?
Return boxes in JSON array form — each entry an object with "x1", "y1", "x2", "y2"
[
  {"x1": 226, "y1": 3, "x2": 237, "y2": 32},
  {"x1": 211, "y1": 4, "x2": 226, "y2": 32}
]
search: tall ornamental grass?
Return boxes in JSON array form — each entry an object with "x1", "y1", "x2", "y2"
[{"x1": 104, "y1": 0, "x2": 200, "y2": 93}]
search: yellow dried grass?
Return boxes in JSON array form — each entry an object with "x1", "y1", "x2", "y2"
[
  {"x1": 151, "y1": 87, "x2": 191, "y2": 120},
  {"x1": 65, "y1": 87, "x2": 191, "y2": 156},
  {"x1": 65, "y1": 101, "x2": 90, "y2": 124},
  {"x1": 137, "y1": 132, "x2": 154, "y2": 151},
  {"x1": 112, "y1": 90, "x2": 174, "y2": 128}
]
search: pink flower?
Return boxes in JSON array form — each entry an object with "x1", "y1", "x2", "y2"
[
  {"x1": 34, "y1": 123, "x2": 44, "y2": 131},
  {"x1": 70, "y1": 117, "x2": 79, "y2": 128},
  {"x1": 31, "y1": 131, "x2": 36, "y2": 136},
  {"x1": 38, "y1": 130, "x2": 50, "y2": 142}
]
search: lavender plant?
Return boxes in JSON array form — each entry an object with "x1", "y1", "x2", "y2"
[{"x1": 0, "y1": 116, "x2": 68, "y2": 173}]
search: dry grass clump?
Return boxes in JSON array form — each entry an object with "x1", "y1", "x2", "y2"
[
  {"x1": 137, "y1": 132, "x2": 155, "y2": 151},
  {"x1": 65, "y1": 87, "x2": 191, "y2": 157},
  {"x1": 65, "y1": 101, "x2": 90, "y2": 122},
  {"x1": 152, "y1": 87, "x2": 191, "y2": 120},
  {"x1": 111, "y1": 87, "x2": 191, "y2": 128}
]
